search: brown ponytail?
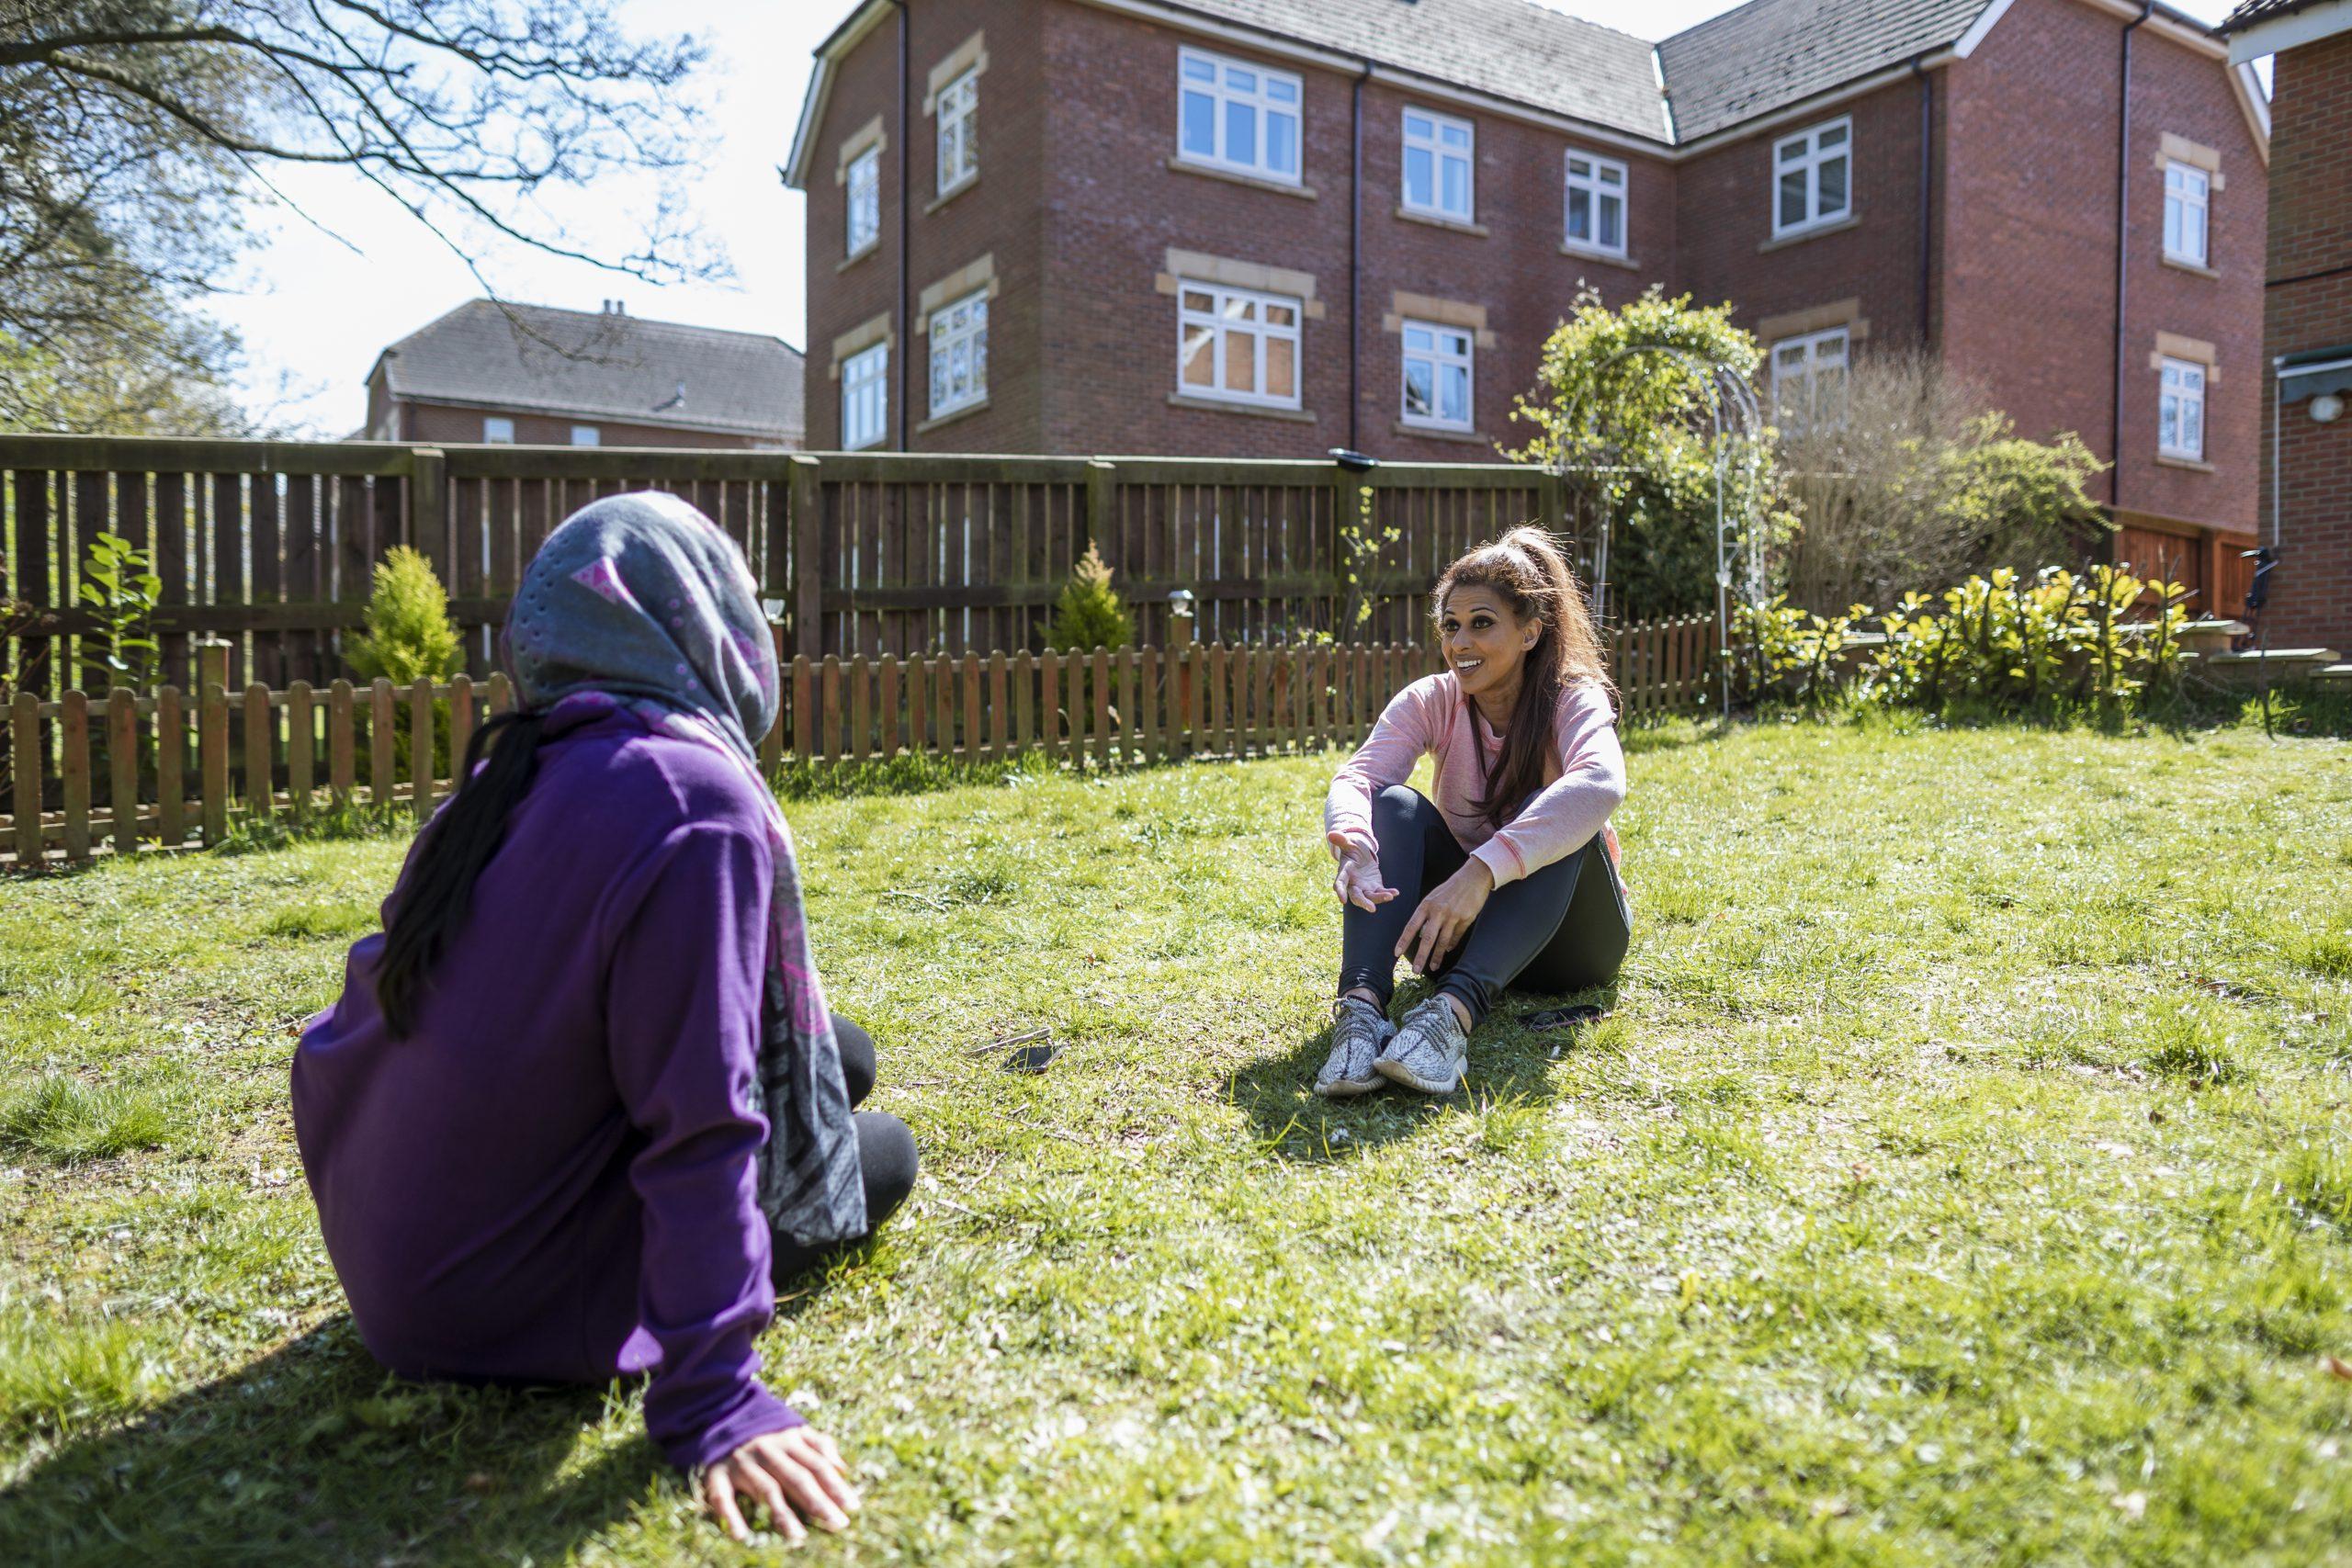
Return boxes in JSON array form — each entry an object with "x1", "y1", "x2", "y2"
[{"x1": 1430, "y1": 526, "x2": 1611, "y2": 831}]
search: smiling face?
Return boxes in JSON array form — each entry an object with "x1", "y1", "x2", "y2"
[{"x1": 1437, "y1": 583, "x2": 1540, "y2": 702}]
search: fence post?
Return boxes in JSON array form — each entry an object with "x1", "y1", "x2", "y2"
[
  {"x1": 108, "y1": 688, "x2": 138, "y2": 855},
  {"x1": 1170, "y1": 596, "x2": 1195, "y2": 758},
  {"x1": 790, "y1": 455, "x2": 823, "y2": 661},
  {"x1": 197, "y1": 638, "x2": 230, "y2": 846},
  {"x1": 1329, "y1": 468, "x2": 1355, "y2": 635},
  {"x1": 11, "y1": 691, "x2": 40, "y2": 864},
  {"x1": 1084, "y1": 458, "x2": 1115, "y2": 555},
  {"x1": 408, "y1": 447, "x2": 448, "y2": 581}
]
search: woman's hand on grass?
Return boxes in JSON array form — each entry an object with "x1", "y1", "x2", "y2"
[
  {"x1": 701, "y1": 1426, "x2": 860, "y2": 1546},
  {"x1": 1397, "y1": 859, "x2": 1493, "y2": 973},
  {"x1": 1328, "y1": 835, "x2": 1396, "y2": 913}
]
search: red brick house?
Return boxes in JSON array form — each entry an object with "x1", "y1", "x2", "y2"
[
  {"x1": 2222, "y1": 0, "x2": 2351, "y2": 657},
  {"x1": 361, "y1": 300, "x2": 806, "y2": 450},
  {"x1": 786, "y1": 0, "x2": 2267, "y2": 570}
]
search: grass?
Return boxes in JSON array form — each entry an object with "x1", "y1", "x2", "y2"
[{"x1": 2, "y1": 713, "x2": 2350, "y2": 1563}]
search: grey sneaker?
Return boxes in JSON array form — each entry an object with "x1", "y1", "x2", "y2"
[
  {"x1": 1314, "y1": 996, "x2": 1393, "y2": 1099},
  {"x1": 1375, "y1": 997, "x2": 1470, "y2": 1094}
]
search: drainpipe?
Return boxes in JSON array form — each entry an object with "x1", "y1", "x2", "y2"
[
  {"x1": 1913, "y1": 55, "x2": 1934, "y2": 348},
  {"x1": 894, "y1": 0, "x2": 911, "y2": 450},
  {"x1": 2111, "y1": 2, "x2": 2154, "y2": 511},
  {"x1": 1350, "y1": 61, "x2": 1372, "y2": 452}
]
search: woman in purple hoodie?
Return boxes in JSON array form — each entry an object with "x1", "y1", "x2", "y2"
[{"x1": 292, "y1": 492, "x2": 913, "y2": 1546}]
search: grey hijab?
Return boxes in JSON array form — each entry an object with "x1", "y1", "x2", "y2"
[{"x1": 506, "y1": 492, "x2": 868, "y2": 1246}]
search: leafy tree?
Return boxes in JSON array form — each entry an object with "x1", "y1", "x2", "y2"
[
  {"x1": 0, "y1": 0, "x2": 717, "y2": 431},
  {"x1": 75, "y1": 530, "x2": 162, "y2": 693},
  {"x1": 346, "y1": 547, "x2": 462, "y2": 687},
  {"x1": 1509, "y1": 287, "x2": 1793, "y2": 622}
]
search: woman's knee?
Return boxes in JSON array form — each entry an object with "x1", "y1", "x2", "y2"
[
  {"x1": 830, "y1": 1013, "x2": 876, "y2": 1108},
  {"x1": 854, "y1": 1111, "x2": 919, "y2": 1229},
  {"x1": 1371, "y1": 784, "x2": 1428, "y2": 839}
]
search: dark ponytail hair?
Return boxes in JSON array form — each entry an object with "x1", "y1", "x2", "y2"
[
  {"x1": 375, "y1": 709, "x2": 547, "y2": 1038},
  {"x1": 1430, "y1": 525, "x2": 1611, "y2": 832}
]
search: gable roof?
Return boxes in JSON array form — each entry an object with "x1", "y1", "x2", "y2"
[
  {"x1": 1657, "y1": 0, "x2": 1996, "y2": 142},
  {"x1": 2222, "y1": 0, "x2": 2340, "y2": 30},
  {"x1": 368, "y1": 300, "x2": 804, "y2": 443},
  {"x1": 2221, "y1": 0, "x2": 2352, "y2": 60},
  {"x1": 1147, "y1": 0, "x2": 1668, "y2": 141}
]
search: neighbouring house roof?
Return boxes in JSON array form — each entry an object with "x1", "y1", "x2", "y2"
[
  {"x1": 2222, "y1": 0, "x2": 2341, "y2": 31},
  {"x1": 786, "y1": 0, "x2": 2254, "y2": 179},
  {"x1": 1657, "y1": 0, "x2": 1995, "y2": 142},
  {"x1": 1144, "y1": 0, "x2": 1668, "y2": 141},
  {"x1": 367, "y1": 300, "x2": 805, "y2": 443},
  {"x1": 2220, "y1": 0, "x2": 2352, "y2": 60}
]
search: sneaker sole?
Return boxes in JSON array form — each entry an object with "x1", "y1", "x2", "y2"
[
  {"x1": 1316, "y1": 1075, "x2": 1385, "y2": 1099},
  {"x1": 1374, "y1": 1055, "x2": 1461, "y2": 1095}
]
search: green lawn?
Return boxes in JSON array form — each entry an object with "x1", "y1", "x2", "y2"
[{"x1": 3, "y1": 715, "x2": 2350, "y2": 1564}]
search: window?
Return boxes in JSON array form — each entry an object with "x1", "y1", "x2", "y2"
[
  {"x1": 846, "y1": 145, "x2": 880, "y2": 257},
  {"x1": 928, "y1": 289, "x2": 989, "y2": 419},
  {"x1": 2164, "y1": 162, "x2": 2209, "y2": 267},
  {"x1": 1773, "y1": 117, "x2": 1851, "y2": 238},
  {"x1": 1400, "y1": 321, "x2": 1474, "y2": 431},
  {"x1": 2159, "y1": 357, "x2": 2206, "y2": 460},
  {"x1": 1564, "y1": 152, "x2": 1628, "y2": 257},
  {"x1": 842, "y1": 342, "x2": 888, "y2": 450},
  {"x1": 570, "y1": 425, "x2": 600, "y2": 447},
  {"x1": 1402, "y1": 107, "x2": 1473, "y2": 221},
  {"x1": 1176, "y1": 280, "x2": 1302, "y2": 408},
  {"x1": 936, "y1": 67, "x2": 978, "y2": 195},
  {"x1": 481, "y1": 416, "x2": 514, "y2": 444},
  {"x1": 1178, "y1": 47, "x2": 1301, "y2": 184},
  {"x1": 1770, "y1": 327, "x2": 1849, "y2": 434}
]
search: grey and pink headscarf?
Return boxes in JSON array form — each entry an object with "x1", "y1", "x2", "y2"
[{"x1": 504, "y1": 491, "x2": 866, "y2": 1247}]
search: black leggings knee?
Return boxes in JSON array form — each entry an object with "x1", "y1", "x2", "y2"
[{"x1": 771, "y1": 1015, "x2": 918, "y2": 1283}]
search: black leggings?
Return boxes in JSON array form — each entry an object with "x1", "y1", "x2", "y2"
[
  {"x1": 768, "y1": 1015, "x2": 920, "y2": 1282},
  {"x1": 1339, "y1": 785, "x2": 1630, "y2": 1027}
]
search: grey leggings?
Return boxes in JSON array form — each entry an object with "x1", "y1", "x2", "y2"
[{"x1": 1338, "y1": 785, "x2": 1630, "y2": 1026}]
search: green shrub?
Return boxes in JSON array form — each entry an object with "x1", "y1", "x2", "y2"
[
  {"x1": 345, "y1": 547, "x2": 463, "y2": 785},
  {"x1": 1045, "y1": 544, "x2": 1133, "y2": 655}
]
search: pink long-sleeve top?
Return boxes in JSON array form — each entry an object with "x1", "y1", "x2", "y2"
[{"x1": 1325, "y1": 674, "x2": 1625, "y2": 886}]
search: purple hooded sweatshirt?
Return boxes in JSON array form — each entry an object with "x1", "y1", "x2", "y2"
[{"x1": 290, "y1": 700, "x2": 801, "y2": 1471}]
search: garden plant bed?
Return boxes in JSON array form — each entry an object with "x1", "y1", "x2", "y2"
[{"x1": 2, "y1": 716, "x2": 2349, "y2": 1563}]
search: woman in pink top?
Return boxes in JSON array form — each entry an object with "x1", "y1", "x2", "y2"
[{"x1": 1318, "y1": 527, "x2": 1630, "y2": 1097}]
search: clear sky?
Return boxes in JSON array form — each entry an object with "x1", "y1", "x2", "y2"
[{"x1": 209, "y1": 0, "x2": 2245, "y2": 435}]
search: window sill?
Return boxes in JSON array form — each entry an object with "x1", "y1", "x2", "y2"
[
  {"x1": 1166, "y1": 157, "x2": 1316, "y2": 200},
  {"x1": 2162, "y1": 254, "x2": 2221, "y2": 279},
  {"x1": 1167, "y1": 391, "x2": 1315, "y2": 423},
  {"x1": 924, "y1": 174, "x2": 978, "y2": 215},
  {"x1": 2154, "y1": 453, "x2": 2214, "y2": 472},
  {"x1": 1395, "y1": 205, "x2": 1487, "y2": 237},
  {"x1": 916, "y1": 397, "x2": 990, "y2": 434},
  {"x1": 1392, "y1": 420, "x2": 1491, "y2": 446},
  {"x1": 836, "y1": 243, "x2": 879, "y2": 274},
  {"x1": 1558, "y1": 243, "x2": 1641, "y2": 270},
  {"x1": 1759, "y1": 213, "x2": 1861, "y2": 253}
]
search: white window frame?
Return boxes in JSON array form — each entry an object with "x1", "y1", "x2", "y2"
[
  {"x1": 1563, "y1": 151, "x2": 1629, "y2": 259},
  {"x1": 2163, "y1": 162, "x2": 2210, "y2": 267},
  {"x1": 1770, "y1": 327, "x2": 1850, "y2": 434},
  {"x1": 1175, "y1": 279, "x2": 1304, "y2": 411},
  {"x1": 936, "y1": 66, "x2": 978, "y2": 196},
  {"x1": 846, "y1": 145, "x2": 880, "y2": 258},
  {"x1": 2159, "y1": 356, "x2": 2207, "y2": 461},
  {"x1": 481, "y1": 416, "x2": 514, "y2": 444},
  {"x1": 1401, "y1": 107, "x2": 1474, "y2": 222},
  {"x1": 841, "y1": 342, "x2": 888, "y2": 451},
  {"x1": 1772, "y1": 116, "x2": 1853, "y2": 239},
  {"x1": 1399, "y1": 320, "x2": 1475, "y2": 432},
  {"x1": 569, "y1": 425, "x2": 600, "y2": 447},
  {"x1": 1177, "y1": 46, "x2": 1302, "y2": 186},
  {"x1": 928, "y1": 288, "x2": 989, "y2": 420}
]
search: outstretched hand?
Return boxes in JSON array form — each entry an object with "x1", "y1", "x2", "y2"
[
  {"x1": 701, "y1": 1426, "x2": 861, "y2": 1547},
  {"x1": 1328, "y1": 833, "x2": 1397, "y2": 913}
]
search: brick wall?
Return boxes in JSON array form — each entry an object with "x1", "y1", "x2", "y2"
[
  {"x1": 1943, "y1": 0, "x2": 2263, "y2": 544},
  {"x1": 2258, "y1": 29, "x2": 2352, "y2": 652},
  {"x1": 393, "y1": 401, "x2": 782, "y2": 450}
]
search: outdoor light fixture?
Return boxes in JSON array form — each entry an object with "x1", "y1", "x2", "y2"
[
  {"x1": 1327, "y1": 447, "x2": 1378, "y2": 471},
  {"x1": 760, "y1": 597, "x2": 787, "y2": 625},
  {"x1": 2311, "y1": 393, "x2": 2345, "y2": 424},
  {"x1": 1167, "y1": 588, "x2": 1195, "y2": 616}
]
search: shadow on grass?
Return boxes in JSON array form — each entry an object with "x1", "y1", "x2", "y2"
[
  {"x1": 0, "y1": 1316, "x2": 664, "y2": 1567},
  {"x1": 1227, "y1": 980, "x2": 1619, "y2": 1166}
]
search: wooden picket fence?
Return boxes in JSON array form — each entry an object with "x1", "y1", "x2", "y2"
[{"x1": 2, "y1": 615, "x2": 1715, "y2": 867}]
